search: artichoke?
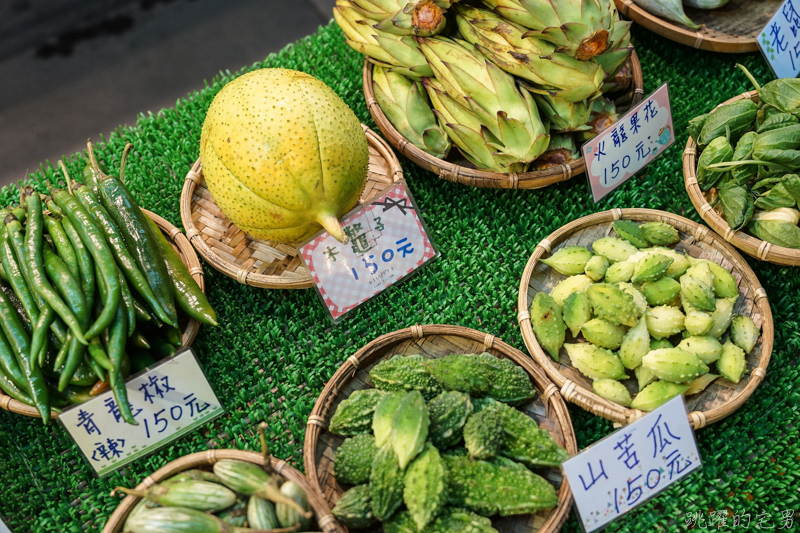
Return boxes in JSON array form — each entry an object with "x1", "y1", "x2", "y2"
[
  {"x1": 533, "y1": 93, "x2": 594, "y2": 133},
  {"x1": 334, "y1": 1, "x2": 434, "y2": 79},
  {"x1": 373, "y1": 65, "x2": 451, "y2": 158},
  {"x1": 454, "y1": 5, "x2": 603, "y2": 102},
  {"x1": 530, "y1": 134, "x2": 580, "y2": 171},
  {"x1": 418, "y1": 36, "x2": 549, "y2": 172},
  {"x1": 348, "y1": 0, "x2": 453, "y2": 36}
]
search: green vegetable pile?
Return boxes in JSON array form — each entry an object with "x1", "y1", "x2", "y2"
[
  {"x1": 329, "y1": 352, "x2": 568, "y2": 533},
  {"x1": 115, "y1": 425, "x2": 316, "y2": 533},
  {"x1": 0, "y1": 142, "x2": 217, "y2": 424},
  {"x1": 691, "y1": 65, "x2": 800, "y2": 249},
  {"x1": 531, "y1": 219, "x2": 761, "y2": 411}
]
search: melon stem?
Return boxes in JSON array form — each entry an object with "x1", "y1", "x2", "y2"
[{"x1": 318, "y1": 212, "x2": 348, "y2": 243}]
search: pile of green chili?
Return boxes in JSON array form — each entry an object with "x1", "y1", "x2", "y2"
[{"x1": 0, "y1": 141, "x2": 217, "y2": 424}]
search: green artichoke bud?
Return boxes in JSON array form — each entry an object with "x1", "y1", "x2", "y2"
[
  {"x1": 348, "y1": 0, "x2": 452, "y2": 36},
  {"x1": 334, "y1": 1, "x2": 434, "y2": 78},
  {"x1": 373, "y1": 65, "x2": 450, "y2": 158},
  {"x1": 541, "y1": 245, "x2": 594, "y2": 275},
  {"x1": 530, "y1": 133, "x2": 581, "y2": 171},
  {"x1": 534, "y1": 94, "x2": 594, "y2": 133},
  {"x1": 593, "y1": 378, "x2": 632, "y2": 407},
  {"x1": 595, "y1": 18, "x2": 633, "y2": 82},
  {"x1": 575, "y1": 97, "x2": 619, "y2": 142}
]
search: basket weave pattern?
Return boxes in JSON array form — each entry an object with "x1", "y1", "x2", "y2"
[
  {"x1": 303, "y1": 324, "x2": 577, "y2": 533},
  {"x1": 518, "y1": 209, "x2": 772, "y2": 429}
]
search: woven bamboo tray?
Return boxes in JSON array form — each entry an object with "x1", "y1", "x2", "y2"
[
  {"x1": 180, "y1": 125, "x2": 403, "y2": 289},
  {"x1": 362, "y1": 52, "x2": 644, "y2": 189},
  {"x1": 303, "y1": 324, "x2": 578, "y2": 533},
  {"x1": 102, "y1": 448, "x2": 342, "y2": 533},
  {"x1": 518, "y1": 208, "x2": 773, "y2": 429},
  {"x1": 615, "y1": 0, "x2": 781, "y2": 53},
  {"x1": 0, "y1": 208, "x2": 204, "y2": 419},
  {"x1": 683, "y1": 90, "x2": 800, "y2": 266}
]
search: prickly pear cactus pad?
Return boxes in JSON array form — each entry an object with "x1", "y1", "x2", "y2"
[{"x1": 521, "y1": 209, "x2": 772, "y2": 428}]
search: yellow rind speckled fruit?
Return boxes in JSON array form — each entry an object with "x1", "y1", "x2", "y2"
[{"x1": 200, "y1": 68, "x2": 369, "y2": 243}]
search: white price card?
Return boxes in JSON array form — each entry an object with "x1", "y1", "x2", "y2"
[
  {"x1": 0, "y1": 518, "x2": 11, "y2": 533},
  {"x1": 299, "y1": 180, "x2": 438, "y2": 322},
  {"x1": 758, "y1": 0, "x2": 800, "y2": 79},
  {"x1": 562, "y1": 396, "x2": 702, "y2": 532},
  {"x1": 582, "y1": 83, "x2": 675, "y2": 203},
  {"x1": 59, "y1": 348, "x2": 223, "y2": 476}
]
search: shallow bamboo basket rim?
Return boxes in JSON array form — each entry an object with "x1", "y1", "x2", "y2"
[
  {"x1": 362, "y1": 51, "x2": 644, "y2": 189},
  {"x1": 683, "y1": 91, "x2": 800, "y2": 266},
  {"x1": 615, "y1": 0, "x2": 781, "y2": 53},
  {"x1": 102, "y1": 449, "x2": 342, "y2": 533},
  {"x1": 0, "y1": 208, "x2": 204, "y2": 419},
  {"x1": 303, "y1": 324, "x2": 578, "y2": 533},
  {"x1": 517, "y1": 208, "x2": 773, "y2": 429},
  {"x1": 180, "y1": 125, "x2": 403, "y2": 290}
]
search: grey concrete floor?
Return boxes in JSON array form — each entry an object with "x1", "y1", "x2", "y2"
[{"x1": 0, "y1": 0, "x2": 336, "y2": 188}]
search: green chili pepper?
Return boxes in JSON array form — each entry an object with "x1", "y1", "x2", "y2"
[
  {"x1": 697, "y1": 99, "x2": 757, "y2": 147},
  {"x1": 130, "y1": 330, "x2": 151, "y2": 350},
  {"x1": 0, "y1": 314, "x2": 28, "y2": 393},
  {"x1": 150, "y1": 333, "x2": 177, "y2": 359},
  {"x1": 164, "y1": 325, "x2": 182, "y2": 347},
  {"x1": 62, "y1": 384, "x2": 94, "y2": 405},
  {"x1": 697, "y1": 136, "x2": 734, "y2": 190},
  {"x1": 85, "y1": 353, "x2": 106, "y2": 382},
  {"x1": 129, "y1": 347, "x2": 156, "y2": 373},
  {"x1": 58, "y1": 335, "x2": 88, "y2": 392},
  {"x1": 89, "y1": 142, "x2": 178, "y2": 326},
  {"x1": 72, "y1": 181, "x2": 175, "y2": 327},
  {"x1": 53, "y1": 332, "x2": 70, "y2": 368},
  {"x1": 131, "y1": 297, "x2": 153, "y2": 323},
  {"x1": 0, "y1": 236, "x2": 40, "y2": 333},
  {"x1": 147, "y1": 217, "x2": 217, "y2": 326},
  {"x1": 40, "y1": 245, "x2": 87, "y2": 368},
  {"x1": 0, "y1": 363, "x2": 35, "y2": 407},
  {"x1": 81, "y1": 161, "x2": 108, "y2": 197},
  {"x1": 49, "y1": 178, "x2": 120, "y2": 341},
  {"x1": 86, "y1": 338, "x2": 114, "y2": 372},
  {"x1": 42, "y1": 213, "x2": 79, "y2": 281},
  {"x1": 56, "y1": 209, "x2": 95, "y2": 311},
  {"x1": 95, "y1": 258, "x2": 128, "y2": 377},
  {"x1": 108, "y1": 370, "x2": 136, "y2": 424}
]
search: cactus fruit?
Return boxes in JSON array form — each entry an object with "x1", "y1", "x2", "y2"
[
  {"x1": 426, "y1": 507, "x2": 498, "y2": 533},
  {"x1": 443, "y1": 455, "x2": 559, "y2": 516},
  {"x1": 403, "y1": 443, "x2": 448, "y2": 531},
  {"x1": 531, "y1": 292, "x2": 566, "y2": 360},
  {"x1": 592, "y1": 378, "x2": 632, "y2": 407},
  {"x1": 619, "y1": 317, "x2": 650, "y2": 369},
  {"x1": 541, "y1": 246, "x2": 594, "y2": 275},
  {"x1": 371, "y1": 444, "x2": 406, "y2": 520},
  {"x1": 618, "y1": 283, "x2": 647, "y2": 317},
  {"x1": 332, "y1": 485, "x2": 377, "y2": 529},
  {"x1": 563, "y1": 343, "x2": 627, "y2": 380},
  {"x1": 586, "y1": 283, "x2": 639, "y2": 326},
  {"x1": 650, "y1": 339, "x2": 673, "y2": 350},
  {"x1": 464, "y1": 409, "x2": 504, "y2": 460},
  {"x1": 584, "y1": 255, "x2": 610, "y2": 281},
  {"x1": 631, "y1": 381, "x2": 690, "y2": 411},
  {"x1": 718, "y1": 341, "x2": 747, "y2": 384},
  {"x1": 604, "y1": 260, "x2": 635, "y2": 283},
  {"x1": 592, "y1": 236, "x2": 639, "y2": 263},
  {"x1": 635, "y1": 365, "x2": 657, "y2": 390},
  {"x1": 563, "y1": 291, "x2": 593, "y2": 338},
  {"x1": 680, "y1": 275, "x2": 716, "y2": 312},
  {"x1": 678, "y1": 336, "x2": 723, "y2": 365},
  {"x1": 580, "y1": 318, "x2": 627, "y2": 350},
  {"x1": 642, "y1": 348, "x2": 709, "y2": 383},
  {"x1": 645, "y1": 305, "x2": 685, "y2": 339},
  {"x1": 392, "y1": 391, "x2": 429, "y2": 469},
  {"x1": 373, "y1": 391, "x2": 407, "y2": 447},
  {"x1": 612, "y1": 220, "x2": 649, "y2": 248},
  {"x1": 370, "y1": 354, "x2": 444, "y2": 400},
  {"x1": 684, "y1": 310, "x2": 714, "y2": 336},
  {"x1": 549, "y1": 274, "x2": 594, "y2": 306},
  {"x1": 705, "y1": 262, "x2": 739, "y2": 298},
  {"x1": 474, "y1": 353, "x2": 536, "y2": 405},
  {"x1": 641, "y1": 277, "x2": 681, "y2": 306},
  {"x1": 428, "y1": 391, "x2": 473, "y2": 449},
  {"x1": 632, "y1": 254, "x2": 674, "y2": 283},
  {"x1": 335, "y1": 434, "x2": 378, "y2": 485},
  {"x1": 424, "y1": 355, "x2": 490, "y2": 395},
  {"x1": 641, "y1": 221, "x2": 680, "y2": 246},
  {"x1": 731, "y1": 315, "x2": 760, "y2": 354},
  {"x1": 685, "y1": 373, "x2": 720, "y2": 395},
  {"x1": 330, "y1": 389, "x2": 386, "y2": 436},
  {"x1": 707, "y1": 298, "x2": 737, "y2": 339}
]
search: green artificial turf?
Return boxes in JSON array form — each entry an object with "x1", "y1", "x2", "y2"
[{"x1": 1, "y1": 20, "x2": 798, "y2": 533}]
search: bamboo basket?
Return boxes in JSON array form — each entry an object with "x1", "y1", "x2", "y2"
[
  {"x1": 303, "y1": 324, "x2": 578, "y2": 533},
  {"x1": 518, "y1": 208, "x2": 773, "y2": 429},
  {"x1": 180, "y1": 125, "x2": 403, "y2": 289},
  {"x1": 683, "y1": 91, "x2": 800, "y2": 266},
  {"x1": 102, "y1": 449, "x2": 342, "y2": 533},
  {"x1": 362, "y1": 52, "x2": 644, "y2": 189},
  {"x1": 0, "y1": 209, "x2": 204, "y2": 419},
  {"x1": 615, "y1": 0, "x2": 781, "y2": 53}
]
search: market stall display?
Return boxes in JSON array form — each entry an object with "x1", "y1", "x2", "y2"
[
  {"x1": 181, "y1": 126, "x2": 403, "y2": 289},
  {"x1": 614, "y1": 0, "x2": 781, "y2": 52},
  {"x1": 518, "y1": 209, "x2": 772, "y2": 428},
  {"x1": 304, "y1": 325, "x2": 577, "y2": 533}
]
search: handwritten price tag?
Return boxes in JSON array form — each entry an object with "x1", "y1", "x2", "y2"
[
  {"x1": 300, "y1": 180, "x2": 438, "y2": 322},
  {"x1": 758, "y1": 0, "x2": 800, "y2": 79},
  {"x1": 0, "y1": 518, "x2": 11, "y2": 533},
  {"x1": 583, "y1": 83, "x2": 675, "y2": 202},
  {"x1": 562, "y1": 396, "x2": 702, "y2": 532},
  {"x1": 59, "y1": 348, "x2": 223, "y2": 476}
]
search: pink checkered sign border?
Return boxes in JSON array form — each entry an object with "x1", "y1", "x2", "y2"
[{"x1": 300, "y1": 181, "x2": 437, "y2": 321}]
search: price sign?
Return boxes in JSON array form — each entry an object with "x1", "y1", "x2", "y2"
[
  {"x1": 562, "y1": 396, "x2": 702, "y2": 532},
  {"x1": 0, "y1": 518, "x2": 11, "y2": 533},
  {"x1": 582, "y1": 83, "x2": 674, "y2": 202},
  {"x1": 300, "y1": 180, "x2": 438, "y2": 322},
  {"x1": 758, "y1": 0, "x2": 800, "y2": 79},
  {"x1": 60, "y1": 348, "x2": 223, "y2": 476}
]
